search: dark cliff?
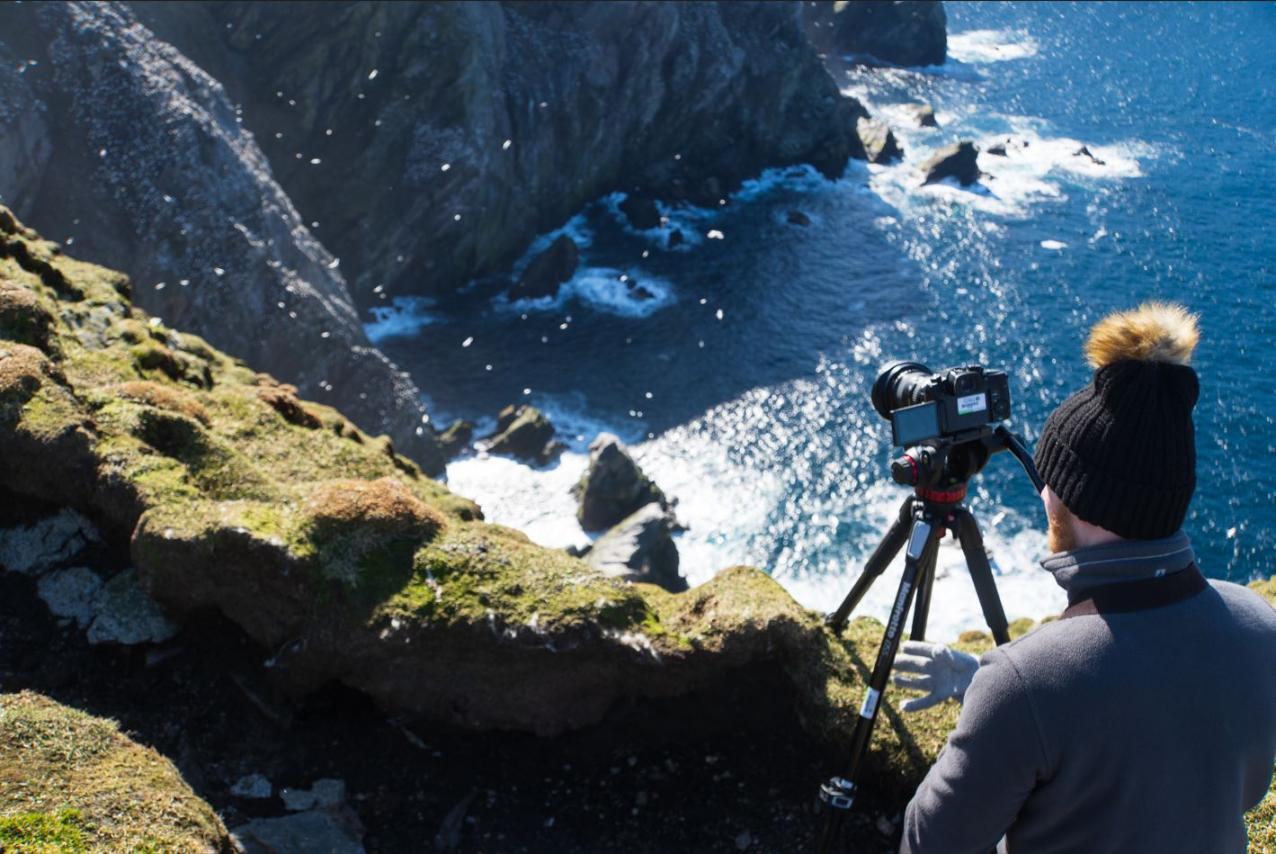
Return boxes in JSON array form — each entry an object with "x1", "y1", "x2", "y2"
[{"x1": 803, "y1": 1, "x2": 948, "y2": 68}]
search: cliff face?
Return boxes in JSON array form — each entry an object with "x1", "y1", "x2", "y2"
[
  {"x1": 803, "y1": 1, "x2": 948, "y2": 68},
  {"x1": 133, "y1": 1, "x2": 869, "y2": 303},
  {"x1": 0, "y1": 2, "x2": 444, "y2": 470}
]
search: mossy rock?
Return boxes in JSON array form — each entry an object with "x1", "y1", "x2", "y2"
[{"x1": 0, "y1": 691, "x2": 234, "y2": 852}]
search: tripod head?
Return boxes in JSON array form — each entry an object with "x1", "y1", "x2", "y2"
[{"x1": 889, "y1": 424, "x2": 1044, "y2": 501}]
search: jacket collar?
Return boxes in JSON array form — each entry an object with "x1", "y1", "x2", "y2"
[{"x1": 1041, "y1": 531, "x2": 1195, "y2": 598}]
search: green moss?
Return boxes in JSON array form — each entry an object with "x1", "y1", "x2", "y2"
[
  {"x1": 17, "y1": 385, "x2": 84, "y2": 441},
  {"x1": 1247, "y1": 785, "x2": 1275, "y2": 852},
  {"x1": 0, "y1": 809, "x2": 87, "y2": 852}
]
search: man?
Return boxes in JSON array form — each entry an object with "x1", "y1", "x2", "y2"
[{"x1": 895, "y1": 302, "x2": 1276, "y2": 853}]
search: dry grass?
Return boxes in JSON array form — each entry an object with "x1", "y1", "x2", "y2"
[
  {"x1": 110, "y1": 380, "x2": 210, "y2": 426},
  {"x1": 0, "y1": 691, "x2": 232, "y2": 852}
]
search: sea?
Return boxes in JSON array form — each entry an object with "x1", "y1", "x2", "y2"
[{"x1": 371, "y1": 1, "x2": 1276, "y2": 641}]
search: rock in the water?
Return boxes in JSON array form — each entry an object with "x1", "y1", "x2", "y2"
[
  {"x1": 231, "y1": 774, "x2": 274, "y2": 800},
  {"x1": 438, "y1": 419, "x2": 475, "y2": 460},
  {"x1": 575, "y1": 433, "x2": 669, "y2": 531},
  {"x1": 0, "y1": 509, "x2": 99, "y2": 575},
  {"x1": 487, "y1": 405, "x2": 559, "y2": 464},
  {"x1": 1073, "y1": 145, "x2": 1106, "y2": 166},
  {"x1": 233, "y1": 808, "x2": 364, "y2": 854},
  {"x1": 986, "y1": 142, "x2": 1009, "y2": 157},
  {"x1": 921, "y1": 141, "x2": 981, "y2": 186},
  {"x1": 586, "y1": 504, "x2": 685, "y2": 592},
  {"x1": 619, "y1": 193, "x2": 662, "y2": 231},
  {"x1": 667, "y1": 229, "x2": 684, "y2": 249},
  {"x1": 905, "y1": 102, "x2": 939, "y2": 128},
  {"x1": 86, "y1": 568, "x2": 178, "y2": 646},
  {"x1": 803, "y1": 0, "x2": 947, "y2": 67},
  {"x1": 510, "y1": 234, "x2": 579, "y2": 300},
  {"x1": 36, "y1": 566, "x2": 104, "y2": 628},
  {"x1": 856, "y1": 117, "x2": 903, "y2": 164},
  {"x1": 632, "y1": 286, "x2": 656, "y2": 301},
  {"x1": 786, "y1": 210, "x2": 812, "y2": 226}
]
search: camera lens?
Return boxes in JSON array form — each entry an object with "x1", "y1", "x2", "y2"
[{"x1": 871, "y1": 361, "x2": 932, "y2": 419}]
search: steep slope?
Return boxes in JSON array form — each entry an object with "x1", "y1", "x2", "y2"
[{"x1": 0, "y1": 2, "x2": 445, "y2": 471}]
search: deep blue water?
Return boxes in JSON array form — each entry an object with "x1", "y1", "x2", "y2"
[{"x1": 375, "y1": 2, "x2": 1276, "y2": 635}]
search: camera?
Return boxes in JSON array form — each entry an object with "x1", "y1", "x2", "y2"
[{"x1": 871, "y1": 361, "x2": 1012, "y2": 447}]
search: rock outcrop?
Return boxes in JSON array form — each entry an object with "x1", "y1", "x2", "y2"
[
  {"x1": 802, "y1": 1, "x2": 948, "y2": 67},
  {"x1": 486, "y1": 404, "x2": 560, "y2": 465},
  {"x1": 510, "y1": 235, "x2": 579, "y2": 301},
  {"x1": 575, "y1": 432, "x2": 670, "y2": 531},
  {"x1": 856, "y1": 117, "x2": 904, "y2": 164},
  {"x1": 906, "y1": 102, "x2": 939, "y2": 127},
  {"x1": 0, "y1": 691, "x2": 235, "y2": 852},
  {"x1": 585, "y1": 503, "x2": 685, "y2": 592},
  {"x1": 921, "y1": 141, "x2": 981, "y2": 186},
  {"x1": 0, "y1": 3, "x2": 446, "y2": 474},
  {"x1": 128, "y1": 1, "x2": 868, "y2": 304}
]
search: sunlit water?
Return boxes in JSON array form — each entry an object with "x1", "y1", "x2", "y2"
[{"x1": 374, "y1": 2, "x2": 1276, "y2": 641}]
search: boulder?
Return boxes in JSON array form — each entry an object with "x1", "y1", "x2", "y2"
[
  {"x1": 85, "y1": 568, "x2": 178, "y2": 646},
  {"x1": 510, "y1": 234, "x2": 578, "y2": 300},
  {"x1": 856, "y1": 117, "x2": 903, "y2": 164},
  {"x1": 986, "y1": 142, "x2": 1009, "y2": 157},
  {"x1": 575, "y1": 433, "x2": 669, "y2": 531},
  {"x1": 1073, "y1": 145, "x2": 1107, "y2": 166},
  {"x1": 233, "y1": 808, "x2": 364, "y2": 854},
  {"x1": 618, "y1": 194, "x2": 662, "y2": 231},
  {"x1": 585, "y1": 504, "x2": 685, "y2": 592},
  {"x1": 35, "y1": 566, "x2": 103, "y2": 628},
  {"x1": 905, "y1": 102, "x2": 939, "y2": 127},
  {"x1": 802, "y1": 0, "x2": 947, "y2": 67},
  {"x1": 921, "y1": 141, "x2": 981, "y2": 186},
  {"x1": 487, "y1": 405, "x2": 559, "y2": 464},
  {"x1": 786, "y1": 210, "x2": 812, "y2": 226},
  {"x1": 438, "y1": 419, "x2": 474, "y2": 460},
  {"x1": 0, "y1": 509, "x2": 99, "y2": 576},
  {"x1": 667, "y1": 229, "x2": 684, "y2": 249}
]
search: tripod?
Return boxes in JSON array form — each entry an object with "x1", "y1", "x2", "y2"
[{"x1": 815, "y1": 426, "x2": 1042, "y2": 853}]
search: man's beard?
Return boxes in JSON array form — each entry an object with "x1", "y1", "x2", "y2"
[{"x1": 1047, "y1": 502, "x2": 1078, "y2": 553}]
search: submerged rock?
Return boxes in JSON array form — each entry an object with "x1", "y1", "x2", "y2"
[
  {"x1": 0, "y1": 509, "x2": 99, "y2": 576},
  {"x1": 905, "y1": 102, "x2": 939, "y2": 128},
  {"x1": 510, "y1": 234, "x2": 579, "y2": 300},
  {"x1": 586, "y1": 504, "x2": 685, "y2": 592},
  {"x1": 575, "y1": 433, "x2": 670, "y2": 531},
  {"x1": 487, "y1": 404, "x2": 559, "y2": 465},
  {"x1": 921, "y1": 141, "x2": 981, "y2": 186},
  {"x1": 667, "y1": 229, "x2": 685, "y2": 249},
  {"x1": 619, "y1": 194, "x2": 662, "y2": 231},
  {"x1": 856, "y1": 117, "x2": 904, "y2": 164}
]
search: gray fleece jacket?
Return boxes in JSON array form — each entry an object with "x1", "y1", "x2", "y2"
[{"x1": 901, "y1": 532, "x2": 1276, "y2": 854}]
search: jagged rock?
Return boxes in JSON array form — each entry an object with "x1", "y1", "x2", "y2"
[
  {"x1": 1074, "y1": 144, "x2": 1107, "y2": 166},
  {"x1": 0, "y1": 509, "x2": 98, "y2": 575},
  {"x1": 856, "y1": 117, "x2": 903, "y2": 164},
  {"x1": 510, "y1": 234, "x2": 578, "y2": 300},
  {"x1": 575, "y1": 433, "x2": 669, "y2": 531},
  {"x1": 487, "y1": 404, "x2": 559, "y2": 464},
  {"x1": 619, "y1": 194, "x2": 662, "y2": 231},
  {"x1": 586, "y1": 504, "x2": 685, "y2": 592},
  {"x1": 921, "y1": 141, "x2": 981, "y2": 186},
  {"x1": 905, "y1": 102, "x2": 939, "y2": 127},
  {"x1": 281, "y1": 779, "x2": 346, "y2": 812},
  {"x1": 802, "y1": 0, "x2": 947, "y2": 67},
  {"x1": 231, "y1": 774, "x2": 274, "y2": 800},
  {"x1": 233, "y1": 808, "x2": 364, "y2": 854},
  {"x1": 36, "y1": 565, "x2": 104, "y2": 628},
  {"x1": 0, "y1": 4, "x2": 445, "y2": 474},
  {"x1": 786, "y1": 210, "x2": 812, "y2": 226},
  {"x1": 0, "y1": 691, "x2": 236, "y2": 850},
  {"x1": 438, "y1": 419, "x2": 474, "y2": 460},
  {"x1": 86, "y1": 568, "x2": 177, "y2": 646}
]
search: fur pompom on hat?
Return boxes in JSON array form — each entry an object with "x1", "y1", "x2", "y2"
[{"x1": 1035, "y1": 302, "x2": 1200, "y2": 540}]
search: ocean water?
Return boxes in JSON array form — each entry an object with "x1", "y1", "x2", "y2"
[{"x1": 374, "y1": 2, "x2": 1276, "y2": 641}]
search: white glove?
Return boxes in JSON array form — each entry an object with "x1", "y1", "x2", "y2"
[{"x1": 891, "y1": 640, "x2": 980, "y2": 713}]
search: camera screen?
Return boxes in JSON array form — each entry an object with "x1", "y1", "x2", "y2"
[{"x1": 891, "y1": 401, "x2": 940, "y2": 446}]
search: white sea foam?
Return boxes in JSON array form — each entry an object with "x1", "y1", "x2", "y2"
[
  {"x1": 947, "y1": 29, "x2": 1040, "y2": 64},
  {"x1": 500, "y1": 265, "x2": 676, "y2": 318},
  {"x1": 364, "y1": 297, "x2": 441, "y2": 343},
  {"x1": 1040, "y1": 239, "x2": 1067, "y2": 250}
]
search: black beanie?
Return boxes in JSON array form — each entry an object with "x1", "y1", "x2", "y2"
[{"x1": 1034, "y1": 302, "x2": 1200, "y2": 540}]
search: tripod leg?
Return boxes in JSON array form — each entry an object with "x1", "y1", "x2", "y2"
[
  {"x1": 827, "y1": 495, "x2": 914, "y2": 634},
  {"x1": 818, "y1": 509, "x2": 936, "y2": 853},
  {"x1": 953, "y1": 507, "x2": 1011, "y2": 646},
  {"x1": 908, "y1": 529, "x2": 942, "y2": 642}
]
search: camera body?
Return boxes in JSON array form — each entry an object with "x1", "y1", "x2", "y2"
[{"x1": 872, "y1": 362, "x2": 1012, "y2": 447}]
